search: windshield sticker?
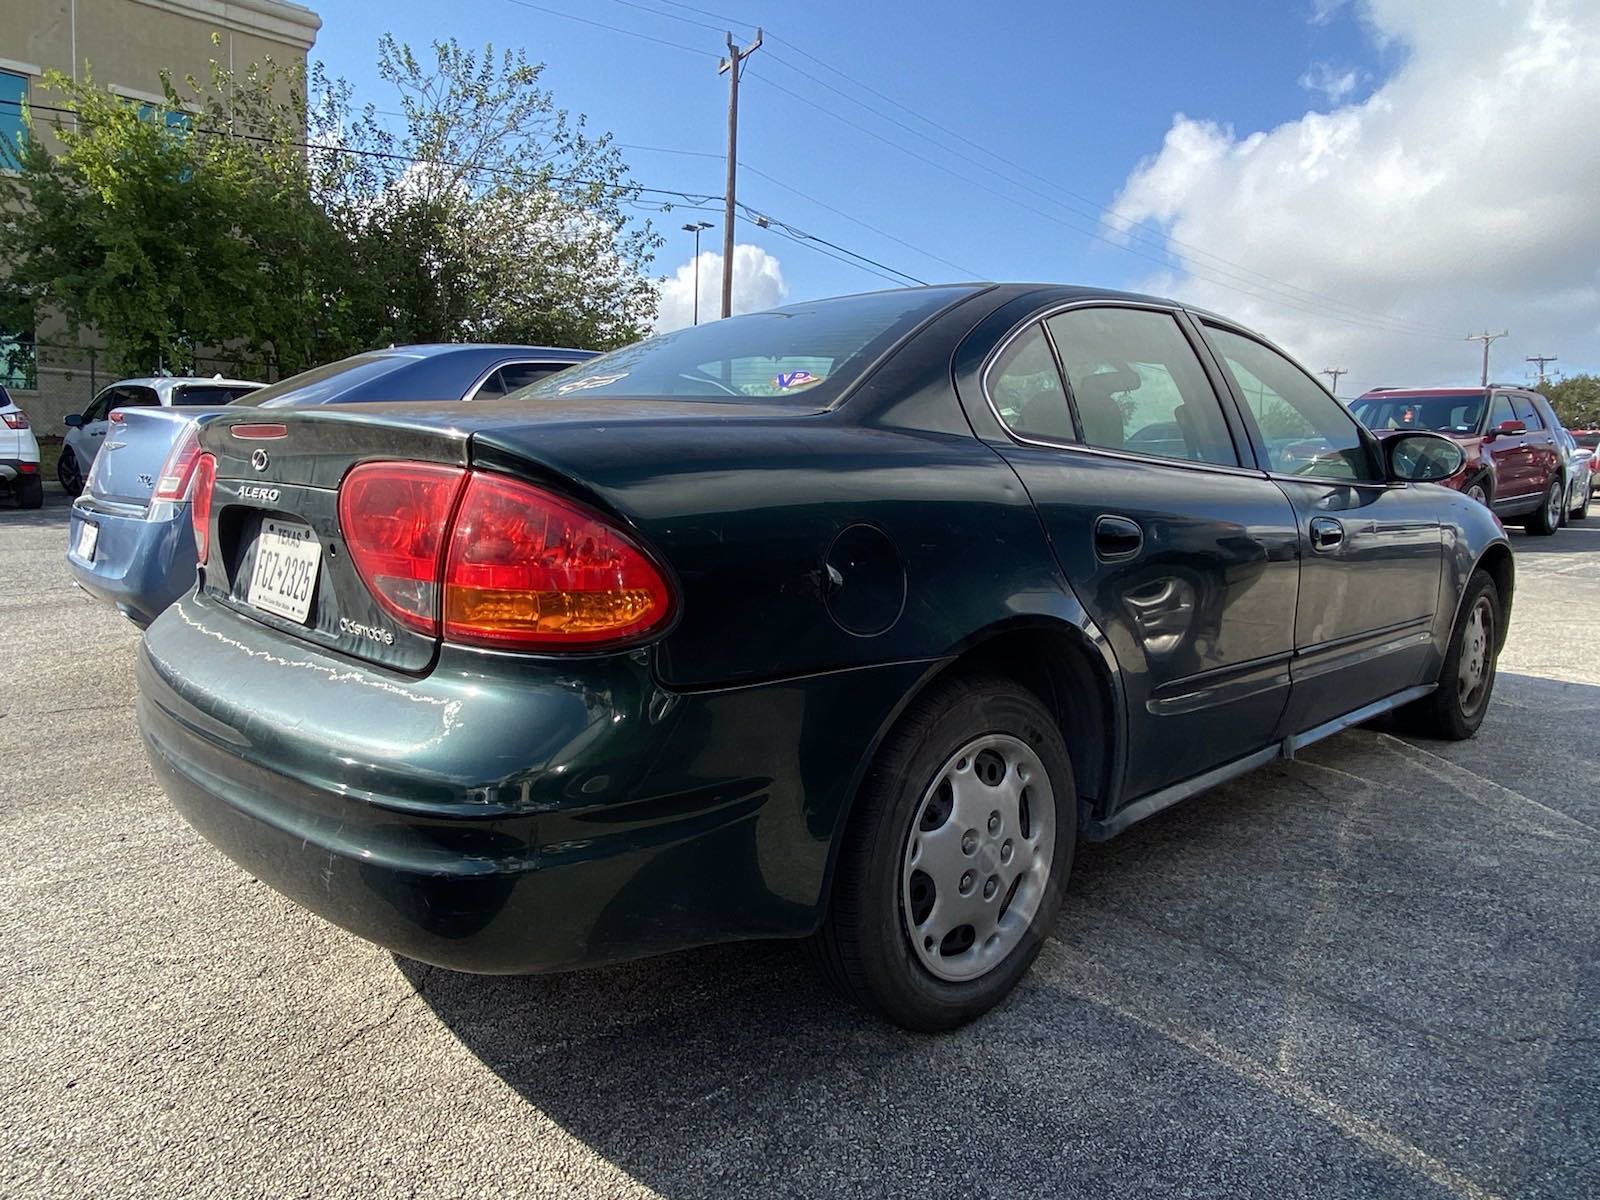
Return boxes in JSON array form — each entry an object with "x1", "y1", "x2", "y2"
[
  {"x1": 772, "y1": 370, "x2": 823, "y2": 391},
  {"x1": 556, "y1": 371, "x2": 629, "y2": 394}
]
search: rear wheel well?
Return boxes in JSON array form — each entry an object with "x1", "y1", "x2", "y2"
[
  {"x1": 928, "y1": 627, "x2": 1116, "y2": 821},
  {"x1": 1475, "y1": 544, "x2": 1514, "y2": 648}
]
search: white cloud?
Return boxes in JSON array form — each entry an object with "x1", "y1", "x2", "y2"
[
  {"x1": 654, "y1": 244, "x2": 789, "y2": 333},
  {"x1": 1298, "y1": 62, "x2": 1361, "y2": 103},
  {"x1": 1310, "y1": 0, "x2": 1349, "y2": 26},
  {"x1": 1112, "y1": 0, "x2": 1600, "y2": 394}
]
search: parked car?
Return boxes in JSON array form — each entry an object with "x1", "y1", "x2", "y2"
[
  {"x1": 0, "y1": 386, "x2": 44, "y2": 509},
  {"x1": 1570, "y1": 428, "x2": 1600, "y2": 496},
  {"x1": 1348, "y1": 386, "x2": 1567, "y2": 534},
  {"x1": 136, "y1": 285, "x2": 1513, "y2": 1031},
  {"x1": 1553, "y1": 424, "x2": 1590, "y2": 522},
  {"x1": 58, "y1": 376, "x2": 265, "y2": 496},
  {"x1": 67, "y1": 344, "x2": 595, "y2": 627}
]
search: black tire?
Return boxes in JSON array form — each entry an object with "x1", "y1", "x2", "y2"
[
  {"x1": 57, "y1": 448, "x2": 84, "y2": 497},
  {"x1": 1400, "y1": 569, "x2": 1501, "y2": 740},
  {"x1": 15, "y1": 475, "x2": 43, "y2": 509},
  {"x1": 1525, "y1": 477, "x2": 1562, "y2": 535},
  {"x1": 816, "y1": 674, "x2": 1076, "y2": 1031}
]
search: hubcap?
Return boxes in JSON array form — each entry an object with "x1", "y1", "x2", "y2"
[
  {"x1": 1466, "y1": 484, "x2": 1487, "y2": 506},
  {"x1": 901, "y1": 733, "x2": 1055, "y2": 983},
  {"x1": 1457, "y1": 596, "x2": 1495, "y2": 717}
]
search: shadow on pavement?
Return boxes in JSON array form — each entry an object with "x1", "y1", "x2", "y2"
[
  {"x1": 398, "y1": 671, "x2": 1599, "y2": 1199},
  {"x1": 1507, "y1": 519, "x2": 1600, "y2": 556}
]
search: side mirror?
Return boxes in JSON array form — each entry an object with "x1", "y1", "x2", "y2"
[
  {"x1": 1387, "y1": 432, "x2": 1466, "y2": 483},
  {"x1": 64, "y1": 413, "x2": 82, "y2": 428},
  {"x1": 1486, "y1": 418, "x2": 1526, "y2": 441}
]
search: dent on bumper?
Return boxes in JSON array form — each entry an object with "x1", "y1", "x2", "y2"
[{"x1": 137, "y1": 596, "x2": 929, "y2": 973}]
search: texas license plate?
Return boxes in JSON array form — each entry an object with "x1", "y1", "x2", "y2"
[
  {"x1": 246, "y1": 519, "x2": 322, "y2": 624},
  {"x1": 75, "y1": 521, "x2": 99, "y2": 562}
]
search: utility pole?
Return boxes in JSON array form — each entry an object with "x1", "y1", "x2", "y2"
[
  {"x1": 1466, "y1": 330, "x2": 1508, "y2": 387},
  {"x1": 718, "y1": 28, "x2": 762, "y2": 319},
  {"x1": 1319, "y1": 367, "x2": 1348, "y2": 398},
  {"x1": 1525, "y1": 354, "x2": 1557, "y2": 386}
]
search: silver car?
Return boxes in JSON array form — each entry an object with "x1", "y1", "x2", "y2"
[{"x1": 57, "y1": 376, "x2": 264, "y2": 496}]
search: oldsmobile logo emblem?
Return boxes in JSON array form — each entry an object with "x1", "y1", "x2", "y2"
[{"x1": 251, "y1": 448, "x2": 270, "y2": 472}]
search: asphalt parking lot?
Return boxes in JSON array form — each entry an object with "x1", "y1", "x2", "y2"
[{"x1": 2, "y1": 484, "x2": 1596, "y2": 1200}]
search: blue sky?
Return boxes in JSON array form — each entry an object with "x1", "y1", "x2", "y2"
[
  {"x1": 312, "y1": 1, "x2": 1384, "y2": 298},
  {"x1": 309, "y1": 1, "x2": 1599, "y2": 390}
]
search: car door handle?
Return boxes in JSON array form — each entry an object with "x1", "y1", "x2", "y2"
[
  {"x1": 1309, "y1": 516, "x2": 1344, "y2": 552},
  {"x1": 1094, "y1": 515, "x2": 1143, "y2": 561}
]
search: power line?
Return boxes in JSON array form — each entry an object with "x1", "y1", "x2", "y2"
[
  {"x1": 499, "y1": 0, "x2": 721, "y2": 58},
  {"x1": 1319, "y1": 367, "x2": 1348, "y2": 397},
  {"x1": 1526, "y1": 354, "x2": 1557, "y2": 385}
]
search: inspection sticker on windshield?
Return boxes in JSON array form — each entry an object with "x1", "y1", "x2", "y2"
[
  {"x1": 247, "y1": 519, "x2": 322, "y2": 624},
  {"x1": 772, "y1": 370, "x2": 823, "y2": 391}
]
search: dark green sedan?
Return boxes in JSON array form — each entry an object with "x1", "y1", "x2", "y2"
[{"x1": 136, "y1": 284, "x2": 1512, "y2": 1030}]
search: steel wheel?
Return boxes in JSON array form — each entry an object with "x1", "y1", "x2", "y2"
[
  {"x1": 1457, "y1": 594, "x2": 1495, "y2": 718},
  {"x1": 902, "y1": 733, "x2": 1056, "y2": 983}
]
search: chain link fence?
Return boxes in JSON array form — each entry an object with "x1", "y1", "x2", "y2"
[{"x1": 7, "y1": 341, "x2": 283, "y2": 436}]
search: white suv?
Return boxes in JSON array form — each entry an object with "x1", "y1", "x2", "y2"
[
  {"x1": 0, "y1": 386, "x2": 43, "y2": 509},
  {"x1": 58, "y1": 375, "x2": 263, "y2": 496}
]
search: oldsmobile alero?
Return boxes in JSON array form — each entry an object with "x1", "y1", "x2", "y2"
[{"x1": 135, "y1": 284, "x2": 1512, "y2": 1030}]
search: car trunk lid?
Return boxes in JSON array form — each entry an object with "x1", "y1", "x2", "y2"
[{"x1": 87, "y1": 406, "x2": 200, "y2": 510}]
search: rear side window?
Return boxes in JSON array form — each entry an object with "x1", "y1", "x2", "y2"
[
  {"x1": 172, "y1": 385, "x2": 261, "y2": 406},
  {"x1": 1512, "y1": 395, "x2": 1543, "y2": 430},
  {"x1": 986, "y1": 324, "x2": 1074, "y2": 441},
  {"x1": 1205, "y1": 325, "x2": 1376, "y2": 481},
  {"x1": 114, "y1": 386, "x2": 160, "y2": 410},
  {"x1": 1046, "y1": 307, "x2": 1238, "y2": 467},
  {"x1": 476, "y1": 361, "x2": 570, "y2": 399}
]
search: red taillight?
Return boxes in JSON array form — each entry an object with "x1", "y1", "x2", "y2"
[
  {"x1": 1, "y1": 411, "x2": 28, "y2": 430},
  {"x1": 337, "y1": 462, "x2": 468, "y2": 635},
  {"x1": 19, "y1": 461, "x2": 38, "y2": 473},
  {"x1": 191, "y1": 453, "x2": 217, "y2": 562},
  {"x1": 154, "y1": 424, "x2": 203, "y2": 502},
  {"x1": 230, "y1": 423, "x2": 287, "y2": 440},
  {"x1": 442, "y1": 472, "x2": 674, "y2": 649}
]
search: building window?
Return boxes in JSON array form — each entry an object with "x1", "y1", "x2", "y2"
[{"x1": 0, "y1": 71, "x2": 26, "y2": 170}]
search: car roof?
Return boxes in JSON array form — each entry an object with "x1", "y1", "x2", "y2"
[
  {"x1": 371, "y1": 344, "x2": 597, "y2": 361},
  {"x1": 109, "y1": 376, "x2": 264, "y2": 390}
]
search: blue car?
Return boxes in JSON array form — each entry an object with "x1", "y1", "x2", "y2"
[{"x1": 67, "y1": 344, "x2": 595, "y2": 626}]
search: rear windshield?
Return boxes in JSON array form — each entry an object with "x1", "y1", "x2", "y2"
[
  {"x1": 1348, "y1": 393, "x2": 1485, "y2": 434},
  {"x1": 172, "y1": 384, "x2": 262, "y2": 406},
  {"x1": 512, "y1": 287, "x2": 976, "y2": 406},
  {"x1": 235, "y1": 354, "x2": 416, "y2": 408}
]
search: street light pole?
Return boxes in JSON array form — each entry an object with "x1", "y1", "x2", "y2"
[{"x1": 682, "y1": 221, "x2": 713, "y2": 325}]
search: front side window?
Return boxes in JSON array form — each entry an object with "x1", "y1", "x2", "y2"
[
  {"x1": 1046, "y1": 307, "x2": 1238, "y2": 467},
  {"x1": 514, "y1": 287, "x2": 976, "y2": 406},
  {"x1": 0, "y1": 71, "x2": 26, "y2": 171},
  {"x1": 1511, "y1": 394, "x2": 1543, "y2": 430},
  {"x1": 113, "y1": 386, "x2": 160, "y2": 410},
  {"x1": 987, "y1": 324, "x2": 1074, "y2": 441},
  {"x1": 1205, "y1": 325, "x2": 1376, "y2": 481},
  {"x1": 1488, "y1": 394, "x2": 1517, "y2": 430},
  {"x1": 81, "y1": 388, "x2": 117, "y2": 423}
]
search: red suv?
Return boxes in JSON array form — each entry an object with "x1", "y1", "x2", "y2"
[{"x1": 1349, "y1": 387, "x2": 1567, "y2": 535}]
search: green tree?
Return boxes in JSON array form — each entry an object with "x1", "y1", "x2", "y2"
[
  {"x1": 1539, "y1": 375, "x2": 1600, "y2": 428},
  {"x1": 0, "y1": 36, "x2": 661, "y2": 378}
]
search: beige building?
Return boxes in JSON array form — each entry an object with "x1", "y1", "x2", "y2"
[{"x1": 1, "y1": 0, "x2": 321, "y2": 428}]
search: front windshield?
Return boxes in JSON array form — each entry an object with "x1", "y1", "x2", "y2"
[
  {"x1": 511, "y1": 287, "x2": 976, "y2": 406},
  {"x1": 1349, "y1": 393, "x2": 1485, "y2": 434}
]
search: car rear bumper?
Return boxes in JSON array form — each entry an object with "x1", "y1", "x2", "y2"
[
  {"x1": 67, "y1": 499, "x2": 194, "y2": 627},
  {"x1": 137, "y1": 593, "x2": 928, "y2": 974}
]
